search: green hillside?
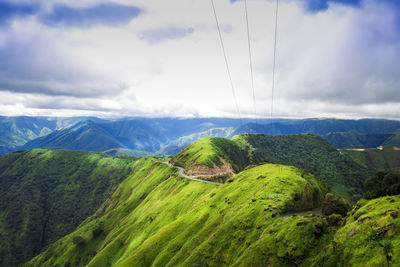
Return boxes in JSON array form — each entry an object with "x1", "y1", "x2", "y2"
[
  {"x1": 311, "y1": 196, "x2": 400, "y2": 266},
  {"x1": 341, "y1": 146, "x2": 400, "y2": 171},
  {"x1": 323, "y1": 132, "x2": 394, "y2": 149},
  {"x1": 173, "y1": 134, "x2": 370, "y2": 199},
  {"x1": 0, "y1": 149, "x2": 138, "y2": 266},
  {"x1": 26, "y1": 156, "x2": 400, "y2": 267},
  {"x1": 28, "y1": 159, "x2": 328, "y2": 267}
]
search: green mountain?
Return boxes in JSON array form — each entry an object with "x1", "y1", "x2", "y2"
[
  {"x1": 0, "y1": 149, "x2": 138, "y2": 266},
  {"x1": 341, "y1": 146, "x2": 400, "y2": 171},
  {"x1": 28, "y1": 159, "x2": 328, "y2": 267},
  {"x1": 172, "y1": 134, "x2": 370, "y2": 199},
  {"x1": 26, "y1": 144, "x2": 400, "y2": 267}
]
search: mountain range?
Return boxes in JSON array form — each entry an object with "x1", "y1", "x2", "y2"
[{"x1": 1, "y1": 117, "x2": 400, "y2": 156}]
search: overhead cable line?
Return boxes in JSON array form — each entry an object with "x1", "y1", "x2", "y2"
[
  {"x1": 270, "y1": 0, "x2": 279, "y2": 133},
  {"x1": 210, "y1": 0, "x2": 242, "y2": 126},
  {"x1": 244, "y1": 0, "x2": 257, "y2": 133}
]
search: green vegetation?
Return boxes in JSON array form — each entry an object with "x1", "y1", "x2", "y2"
[
  {"x1": 173, "y1": 134, "x2": 370, "y2": 199},
  {"x1": 364, "y1": 171, "x2": 400, "y2": 199},
  {"x1": 323, "y1": 132, "x2": 396, "y2": 149},
  {"x1": 312, "y1": 196, "x2": 400, "y2": 267},
  {"x1": 0, "y1": 149, "x2": 138, "y2": 266},
  {"x1": 341, "y1": 146, "x2": 400, "y2": 171},
  {"x1": 2, "y1": 134, "x2": 400, "y2": 266},
  {"x1": 171, "y1": 137, "x2": 247, "y2": 172},
  {"x1": 27, "y1": 161, "x2": 328, "y2": 267},
  {"x1": 321, "y1": 193, "x2": 351, "y2": 216}
]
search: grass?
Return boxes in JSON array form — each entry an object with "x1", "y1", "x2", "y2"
[
  {"x1": 27, "y1": 161, "x2": 327, "y2": 267},
  {"x1": 173, "y1": 134, "x2": 370, "y2": 199},
  {"x1": 311, "y1": 196, "x2": 400, "y2": 266}
]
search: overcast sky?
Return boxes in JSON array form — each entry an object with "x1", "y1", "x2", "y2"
[{"x1": 0, "y1": 0, "x2": 399, "y2": 119}]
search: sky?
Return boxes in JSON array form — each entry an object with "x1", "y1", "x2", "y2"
[{"x1": 0, "y1": 0, "x2": 399, "y2": 119}]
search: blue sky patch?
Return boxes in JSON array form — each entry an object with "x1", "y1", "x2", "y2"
[
  {"x1": 42, "y1": 3, "x2": 141, "y2": 28},
  {"x1": 0, "y1": 2, "x2": 39, "y2": 26}
]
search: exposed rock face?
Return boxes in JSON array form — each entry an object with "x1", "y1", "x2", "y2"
[{"x1": 186, "y1": 157, "x2": 235, "y2": 179}]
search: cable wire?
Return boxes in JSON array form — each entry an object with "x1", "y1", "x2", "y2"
[
  {"x1": 270, "y1": 0, "x2": 279, "y2": 133},
  {"x1": 210, "y1": 0, "x2": 242, "y2": 125},
  {"x1": 244, "y1": 0, "x2": 257, "y2": 133}
]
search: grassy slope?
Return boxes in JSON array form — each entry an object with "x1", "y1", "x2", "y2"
[
  {"x1": 173, "y1": 134, "x2": 370, "y2": 199},
  {"x1": 0, "y1": 149, "x2": 138, "y2": 266},
  {"x1": 28, "y1": 161, "x2": 328, "y2": 267},
  {"x1": 310, "y1": 196, "x2": 400, "y2": 267},
  {"x1": 341, "y1": 146, "x2": 400, "y2": 171}
]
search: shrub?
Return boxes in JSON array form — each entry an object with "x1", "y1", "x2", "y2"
[
  {"x1": 73, "y1": 236, "x2": 86, "y2": 246},
  {"x1": 92, "y1": 226, "x2": 103, "y2": 238},
  {"x1": 322, "y1": 193, "x2": 350, "y2": 216}
]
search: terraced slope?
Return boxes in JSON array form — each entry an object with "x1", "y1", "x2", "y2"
[
  {"x1": 27, "y1": 160, "x2": 328, "y2": 267},
  {"x1": 0, "y1": 149, "x2": 138, "y2": 266},
  {"x1": 173, "y1": 134, "x2": 370, "y2": 199}
]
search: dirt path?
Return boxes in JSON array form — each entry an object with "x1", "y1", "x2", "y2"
[
  {"x1": 161, "y1": 161, "x2": 222, "y2": 186},
  {"x1": 281, "y1": 207, "x2": 322, "y2": 220}
]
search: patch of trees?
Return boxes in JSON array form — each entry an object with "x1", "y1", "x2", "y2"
[{"x1": 364, "y1": 171, "x2": 400, "y2": 199}]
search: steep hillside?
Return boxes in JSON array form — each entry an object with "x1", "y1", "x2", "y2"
[
  {"x1": 0, "y1": 149, "x2": 137, "y2": 266},
  {"x1": 341, "y1": 146, "x2": 400, "y2": 171},
  {"x1": 28, "y1": 160, "x2": 328, "y2": 267},
  {"x1": 323, "y1": 132, "x2": 394, "y2": 149},
  {"x1": 311, "y1": 196, "x2": 400, "y2": 266},
  {"x1": 26, "y1": 155, "x2": 400, "y2": 267},
  {"x1": 22, "y1": 121, "x2": 124, "y2": 152},
  {"x1": 173, "y1": 134, "x2": 370, "y2": 199}
]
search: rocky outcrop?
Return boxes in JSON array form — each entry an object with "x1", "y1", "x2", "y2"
[{"x1": 186, "y1": 157, "x2": 235, "y2": 179}]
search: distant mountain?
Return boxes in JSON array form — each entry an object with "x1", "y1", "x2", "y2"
[
  {"x1": 0, "y1": 116, "x2": 107, "y2": 155},
  {"x1": 22, "y1": 120, "x2": 124, "y2": 152},
  {"x1": 0, "y1": 116, "x2": 56, "y2": 149},
  {"x1": 1, "y1": 117, "x2": 400, "y2": 155},
  {"x1": 235, "y1": 119, "x2": 400, "y2": 135}
]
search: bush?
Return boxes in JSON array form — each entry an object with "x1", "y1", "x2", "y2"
[
  {"x1": 364, "y1": 171, "x2": 400, "y2": 199},
  {"x1": 92, "y1": 226, "x2": 103, "y2": 238},
  {"x1": 73, "y1": 236, "x2": 86, "y2": 246},
  {"x1": 322, "y1": 193, "x2": 350, "y2": 216}
]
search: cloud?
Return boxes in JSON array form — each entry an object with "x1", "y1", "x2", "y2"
[
  {"x1": 140, "y1": 27, "x2": 194, "y2": 44},
  {"x1": 0, "y1": 0, "x2": 399, "y2": 119},
  {"x1": 41, "y1": 3, "x2": 141, "y2": 28}
]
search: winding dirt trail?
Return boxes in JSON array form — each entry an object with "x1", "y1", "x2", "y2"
[{"x1": 161, "y1": 162, "x2": 222, "y2": 186}]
